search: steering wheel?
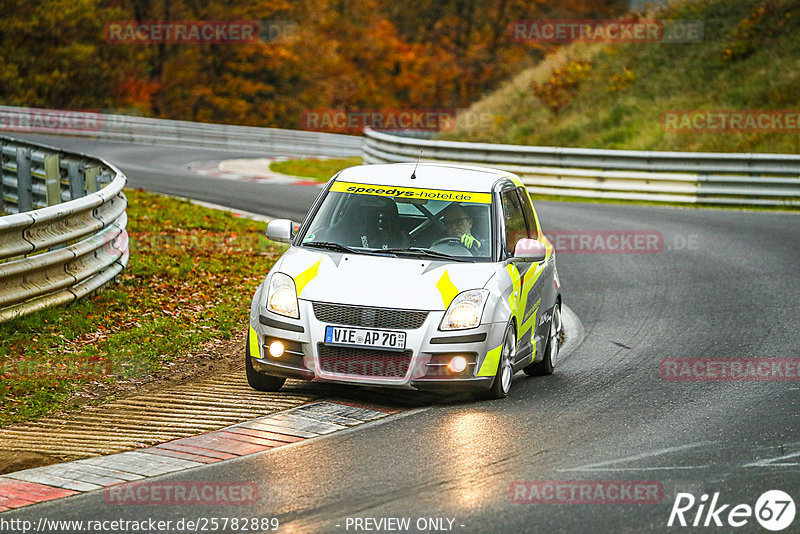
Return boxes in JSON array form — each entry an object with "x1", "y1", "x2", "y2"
[
  {"x1": 431, "y1": 237, "x2": 464, "y2": 247},
  {"x1": 430, "y1": 237, "x2": 473, "y2": 256}
]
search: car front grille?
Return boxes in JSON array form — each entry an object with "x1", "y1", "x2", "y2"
[
  {"x1": 317, "y1": 344, "x2": 412, "y2": 378},
  {"x1": 312, "y1": 302, "x2": 428, "y2": 330}
]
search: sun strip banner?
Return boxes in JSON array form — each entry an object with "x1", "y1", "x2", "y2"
[{"x1": 330, "y1": 181, "x2": 492, "y2": 204}]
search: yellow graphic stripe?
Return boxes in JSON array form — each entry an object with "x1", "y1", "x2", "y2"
[
  {"x1": 477, "y1": 344, "x2": 503, "y2": 377},
  {"x1": 436, "y1": 270, "x2": 460, "y2": 308},
  {"x1": 543, "y1": 236, "x2": 553, "y2": 259},
  {"x1": 518, "y1": 268, "x2": 544, "y2": 338},
  {"x1": 248, "y1": 326, "x2": 261, "y2": 359},
  {"x1": 331, "y1": 181, "x2": 492, "y2": 204},
  {"x1": 508, "y1": 174, "x2": 525, "y2": 188},
  {"x1": 294, "y1": 260, "x2": 321, "y2": 296},
  {"x1": 520, "y1": 298, "x2": 541, "y2": 340}
]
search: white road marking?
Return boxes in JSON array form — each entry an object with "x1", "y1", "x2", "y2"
[
  {"x1": 743, "y1": 450, "x2": 800, "y2": 467},
  {"x1": 188, "y1": 158, "x2": 325, "y2": 186},
  {"x1": 559, "y1": 441, "x2": 715, "y2": 472},
  {"x1": 562, "y1": 466, "x2": 710, "y2": 472}
]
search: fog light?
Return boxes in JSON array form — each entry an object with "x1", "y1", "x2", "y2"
[
  {"x1": 269, "y1": 340, "x2": 285, "y2": 358},
  {"x1": 448, "y1": 355, "x2": 468, "y2": 373}
]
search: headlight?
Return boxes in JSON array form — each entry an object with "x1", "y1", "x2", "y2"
[
  {"x1": 266, "y1": 272, "x2": 299, "y2": 319},
  {"x1": 440, "y1": 289, "x2": 489, "y2": 330}
]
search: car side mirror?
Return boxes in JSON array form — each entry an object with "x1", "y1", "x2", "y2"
[
  {"x1": 513, "y1": 238, "x2": 547, "y2": 263},
  {"x1": 266, "y1": 219, "x2": 294, "y2": 244}
]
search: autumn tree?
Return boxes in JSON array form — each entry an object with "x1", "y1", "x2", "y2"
[
  {"x1": 0, "y1": 0, "x2": 141, "y2": 110},
  {"x1": 0, "y1": 0, "x2": 631, "y2": 128}
]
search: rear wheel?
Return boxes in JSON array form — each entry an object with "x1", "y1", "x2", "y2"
[
  {"x1": 476, "y1": 323, "x2": 516, "y2": 400},
  {"x1": 246, "y1": 331, "x2": 286, "y2": 392},
  {"x1": 524, "y1": 302, "x2": 561, "y2": 377}
]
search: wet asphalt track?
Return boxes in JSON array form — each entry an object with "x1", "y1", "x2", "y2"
[{"x1": 3, "y1": 133, "x2": 800, "y2": 533}]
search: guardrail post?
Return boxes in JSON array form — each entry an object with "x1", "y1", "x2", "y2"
[
  {"x1": 85, "y1": 166, "x2": 99, "y2": 194},
  {"x1": 44, "y1": 154, "x2": 61, "y2": 206},
  {"x1": 97, "y1": 170, "x2": 113, "y2": 187},
  {"x1": 0, "y1": 142, "x2": 4, "y2": 214},
  {"x1": 67, "y1": 160, "x2": 85, "y2": 200},
  {"x1": 16, "y1": 147, "x2": 32, "y2": 212}
]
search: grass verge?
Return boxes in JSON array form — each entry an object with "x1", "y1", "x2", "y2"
[
  {"x1": 269, "y1": 157, "x2": 362, "y2": 181},
  {"x1": 0, "y1": 189, "x2": 283, "y2": 428},
  {"x1": 442, "y1": 0, "x2": 800, "y2": 154}
]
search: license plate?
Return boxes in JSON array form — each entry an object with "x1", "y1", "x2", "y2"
[{"x1": 324, "y1": 326, "x2": 406, "y2": 351}]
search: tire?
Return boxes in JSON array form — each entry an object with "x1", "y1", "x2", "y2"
[
  {"x1": 524, "y1": 302, "x2": 561, "y2": 377},
  {"x1": 246, "y1": 331, "x2": 286, "y2": 392},
  {"x1": 476, "y1": 323, "x2": 516, "y2": 400}
]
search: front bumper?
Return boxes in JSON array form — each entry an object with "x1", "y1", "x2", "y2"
[{"x1": 250, "y1": 299, "x2": 504, "y2": 392}]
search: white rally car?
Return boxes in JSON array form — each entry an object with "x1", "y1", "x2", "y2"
[{"x1": 246, "y1": 163, "x2": 562, "y2": 399}]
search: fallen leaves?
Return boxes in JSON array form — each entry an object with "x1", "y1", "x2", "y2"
[{"x1": 0, "y1": 188, "x2": 279, "y2": 427}]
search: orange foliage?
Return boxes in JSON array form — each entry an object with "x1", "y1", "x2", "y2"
[{"x1": 0, "y1": 0, "x2": 629, "y2": 127}]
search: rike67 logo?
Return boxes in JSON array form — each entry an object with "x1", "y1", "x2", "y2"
[{"x1": 668, "y1": 490, "x2": 795, "y2": 531}]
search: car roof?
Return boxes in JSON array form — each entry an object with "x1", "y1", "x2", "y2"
[{"x1": 333, "y1": 162, "x2": 521, "y2": 193}]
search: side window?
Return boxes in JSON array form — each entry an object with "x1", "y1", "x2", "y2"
[
  {"x1": 500, "y1": 189, "x2": 527, "y2": 256},
  {"x1": 516, "y1": 187, "x2": 539, "y2": 239}
]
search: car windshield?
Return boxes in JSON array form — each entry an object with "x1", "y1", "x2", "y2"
[{"x1": 298, "y1": 182, "x2": 494, "y2": 261}]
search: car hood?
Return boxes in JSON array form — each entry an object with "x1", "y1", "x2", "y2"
[{"x1": 274, "y1": 246, "x2": 500, "y2": 311}]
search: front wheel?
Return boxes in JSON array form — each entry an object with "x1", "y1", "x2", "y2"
[
  {"x1": 523, "y1": 302, "x2": 561, "y2": 377},
  {"x1": 246, "y1": 331, "x2": 286, "y2": 392},
  {"x1": 476, "y1": 323, "x2": 516, "y2": 400}
]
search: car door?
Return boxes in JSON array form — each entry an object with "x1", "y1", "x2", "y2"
[
  {"x1": 516, "y1": 186, "x2": 557, "y2": 364},
  {"x1": 500, "y1": 186, "x2": 549, "y2": 364},
  {"x1": 499, "y1": 187, "x2": 533, "y2": 363}
]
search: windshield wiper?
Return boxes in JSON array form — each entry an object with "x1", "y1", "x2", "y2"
[
  {"x1": 302, "y1": 241, "x2": 396, "y2": 257},
  {"x1": 382, "y1": 247, "x2": 465, "y2": 261},
  {"x1": 302, "y1": 241, "x2": 359, "y2": 254}
]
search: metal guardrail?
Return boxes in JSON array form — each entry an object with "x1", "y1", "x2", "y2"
[
  {"x1": 0, "y1": 106, "x2": 363, "y2": 158},
  {"x1": 0, "y1": 136, "x2": 128, "y2": 323},
  {"x1": 362, "y1": 128, "x2": 800, "y2": 206}
]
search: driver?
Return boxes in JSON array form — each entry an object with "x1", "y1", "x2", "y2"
[{"x1": 442, "y1": 205, "x2": 481, "y2": 250}]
